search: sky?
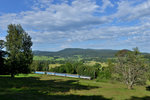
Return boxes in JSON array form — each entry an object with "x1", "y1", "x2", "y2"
[{"x1": 0, "y1": 0, "x2": 150, "y2": 52}]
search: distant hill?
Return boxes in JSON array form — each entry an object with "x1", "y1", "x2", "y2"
[{"x1": 33, "y1": 48, "x2": 119, "y2": 58}]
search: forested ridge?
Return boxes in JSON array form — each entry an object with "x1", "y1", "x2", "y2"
[
  {"x1": 33, "y1": 48, "x2": 119, "y2": 58},
  {"x1": 33, "y1": 48, "x2": 150, "y2": 58}
]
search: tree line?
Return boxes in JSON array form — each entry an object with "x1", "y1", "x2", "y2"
[{"x1": 49, "y1": 61, "x2": 113, "y2": 79}]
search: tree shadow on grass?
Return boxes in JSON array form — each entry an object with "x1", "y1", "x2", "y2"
[
  {"x1": 126, "y1": 86, "x2": 150, "y2": 100},
  {"x1": 0, "y1": 77, "x2": 98, "y2": 93},
  {"x1": 127, "y1": 96, "x2": 150, "y2": 100},
  {"x1": 0, "y1": 76, "x2": 112, "y2": 100},
  {"x1": 0, "y1": 94, "x2": 112, "y2": 100},
  {"x1": 146, "y1": 86, "x2": 150, "y2": 91}
]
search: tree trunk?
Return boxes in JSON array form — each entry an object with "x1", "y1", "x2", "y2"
[
  {"x1": 11, "y1": 73, "x2": 15, "y2": 78},
  {"x1": 128, "y1": 84, "x2": 133, "y2": 90}
]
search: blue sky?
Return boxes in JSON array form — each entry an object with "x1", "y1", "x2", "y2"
[{"x1": 0, "y1": 0, "x2": 150, "y2": 52}]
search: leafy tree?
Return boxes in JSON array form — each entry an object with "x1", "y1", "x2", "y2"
[
  {"x1": 76, "y1": 65, "x2": 96, "y2": 78},
  {"x1": 5, "y1": 24, "x2": 33, "y2": 77},
  {"x1": 30, "y1": 61, "x2": 40, "y2": 71},
  {"x1": 0, "y1": 40, "x2": 6, "y2": 74},
  {"x1": 98, "y1": 67, "x2": 111, "y2": 80},
  {"x1": 115, "y1": 48, "x2": 148, "y2": 89},
  {"x1": 73, "y1": 61, "x2": 84, "y2": 74},
  {"x1": 58, "y1": 65, "x2": 66, "y2": 73},
  {"x1": 76, "y1": 65, "x2": 86, "y2": 76},
  {"x1": 93, "y1": 63, "x2": 102, "y2": 78},
  {"x1": 106, "y1": 59, "x2": 115, "y2": 78},
  {"x1": 0, "y1": 40, "x2": 5, "y2": 49},
  {"x1": 65, "y1": 62, "x2": 74, "y2": 74}
]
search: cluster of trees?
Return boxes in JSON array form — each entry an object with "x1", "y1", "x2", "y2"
[
  {"x1": 29, "y1": 59, "x2": 114, "y2": 79},
  {"x1": 30, "y1": 60, "x2": 49, "y2": 71},
  {"x1": 49, "y1": 61, "x2": 113, "y2": 79},
  {"x1": 0, "y1": 24, "x2": 33, "y2": 77}
]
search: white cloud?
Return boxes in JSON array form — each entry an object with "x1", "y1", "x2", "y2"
[
  {"x1": 0, "y1": 0, "x2": 111, "y2": 43},
  {"x1": 114, "y1": 0, "x2": 150, "y2": 21},
  {"x1": 0, "y1": 0, "x2": 150, "y2": 51},
  {"x1": 0, "y1": 13, "x2": 17, "y2": 30},
  {"x1": 100, "y1": 0, "x2": 114, "y2": 12},
  {"x1": 0, "y1": 36, "x2": 5, "y2": 41},
  {"x1": 0, "y1": 0, "x2": 109, "y2": 31}
]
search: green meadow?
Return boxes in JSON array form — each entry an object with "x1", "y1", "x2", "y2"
[
  {"x1": 0, "y1": 74, "x2": 150, "y2": 100},
  {"x1": 33, "y1": 56, "x2": 54, "y2": 60}
]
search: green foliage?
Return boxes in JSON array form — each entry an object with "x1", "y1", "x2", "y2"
[
  {"x1": 0, "y1": 40, "x2": 7, "y2": 74},
  {"x1": 115, "y1": 48, "x2": 149, "y2": 89},
  {"x1": 50, "y1": 65, "x2": 66, "y2": 73},
  {"x1": 5, "y1": 24, "x2": 33, "y2": 77},
  {"x1": 97, "y1": 68, "x2": 111, "y2": 80},
  {"x1": 50, "y1": 62, "x2": 102, "y2": 79},
  {"x1": 30, "y1": 61, "x2": 39, "y2": 71},
  {"x1": 50, "y1": 62, "x2": 74, "y2": 74},
  {"x1": 30, "y1": 60, "x2": 50, "y2": 71},
  {"x1": 0, "y1": 40, "x2": 5, "y2": 50},
  {"x1": 65, "y1": 62, "x2": 74, "y2": 74},
  {"x1": 77, "y1": 65, "x2": 96, "y2": 78}
]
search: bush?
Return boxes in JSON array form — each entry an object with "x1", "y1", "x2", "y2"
[
  {"x1": 76, "y1": 65, "x2": 98, "y2": 79},
  {"x1": 65, "y1": 62, "x2": 74, "y2": 74},
  {"x1": 97, "y1": 68, "x2": 111, "y2": 80}
]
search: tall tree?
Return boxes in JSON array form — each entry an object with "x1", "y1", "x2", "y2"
[
  {"x1": 115, "y1": 48, "x2": 148, "y2": 89},
  {"x1": 5, "y1": 24, "x2": 33, "y2": 77},
  {"x1": 0, "y1": 40, "x2": 6, "y2": 74},
  {"x1": 0, "y1": 40, "x2": 5, "y2": 49}
]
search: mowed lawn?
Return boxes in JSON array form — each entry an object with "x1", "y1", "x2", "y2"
[{"x1": 0, "y1": 74, "x2": 150, "y2": 100}]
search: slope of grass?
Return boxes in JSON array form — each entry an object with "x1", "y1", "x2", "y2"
[
  {"x1": 0, "y1": 74, "x2": 150, "y2": 100},
  {"x1": 33, "y1": 56, "x2": 54, "y2": 60},
  {"x1": 85, "y1": 61, "x2": 108, "y2": 67}
]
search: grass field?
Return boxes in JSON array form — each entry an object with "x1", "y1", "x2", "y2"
[
  {"x1": 0, "y1": 74, "x2": 150, "y2": 100},
  {"x1": 33, "y1": 56, "x2": 54, "y2": 60},
  {"x1": 85, "y1": 61, "x2": 108, "y2": 67},
  {"x1": 49, "y1": 64, "x2": 62, "y2": 69}
]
